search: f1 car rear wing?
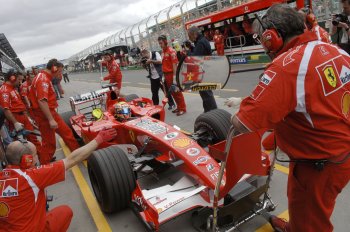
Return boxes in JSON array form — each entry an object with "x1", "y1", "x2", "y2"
[{"x1": 69, "y1": 84, "x2": 116, "y2": 114}]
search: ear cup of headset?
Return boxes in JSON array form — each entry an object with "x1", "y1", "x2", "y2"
[
  {"x1": 20, "y1": 154, "x2": 34, "y2": 169},
  {"x1": 261, "y1": 28, "x2": 283, "y2": 54}
]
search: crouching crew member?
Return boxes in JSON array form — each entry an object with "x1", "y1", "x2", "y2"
[
  {"x1": 101, "y1": 50, "x2": 123, "y2": 90},
  {"x1": 0, "y1": 128, "x2": 117, "y2": 231},
  {"x1": 29, "y1": 59, "x2": 80, "y2": 164},
  {"x1": 231, "y1": 4, "x2": 350, "y2": 232},
  {"x1": 0, "y1": 70, "x2": 42, "y2": 156}
]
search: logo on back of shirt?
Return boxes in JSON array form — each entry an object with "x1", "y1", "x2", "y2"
[
  {"x1": 323, "y1": 66, "x2": 337, "y2": 87},
  {"x1": 341, "y1": 91, "x2": 350, "y2": 118},
  {"x1": 316, "y1": 57, "x2": 344, "y2": 96},
  {"x1": 1, "y1": 178, "x2": 19, "y2": 198},
  {"x1": 0, "y1": 202, "x2": 10, "y2": 218}
]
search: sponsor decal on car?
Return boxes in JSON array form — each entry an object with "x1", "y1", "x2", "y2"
[
  {"x1": 210, "y1": 171, "x2": 226, "y2": 186},
  {"x1": 134, "y1": 194, "x2": 147, "y2": 210},
  {"x1": 193, "y1": 156, "x2": 210, "y2": 166},
  {"x1": 206, "y1": 163, "x2": 214, "y2": 172},
  {"x1": 135, "y1": 119, "x2": 167, "y2": 134},
  {"x1": 0, "y1": 202, "x2": 10, "y2": 218},
  {"x1": 129, "y1": 130, "x2": 135, "y2": 142},
  {"x1": 186, "y1": 148, "x2": 200, "y2": 157},
  {"x1": 171, "y1": 138, "x2": 193, "y2": 149},
  {"x1": 1, "y1": 178, "x2": 18, "y2": 198},
  {"x1": 163, "y1": 132, "x2": 179, "y2": 140}
]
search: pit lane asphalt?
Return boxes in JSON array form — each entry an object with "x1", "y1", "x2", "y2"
[{"x1": 47, "y1": 67, "x2": 350, "y2": 232}]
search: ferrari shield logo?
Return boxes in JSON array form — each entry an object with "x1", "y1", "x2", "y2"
[
  {"x1": 129, "y1": 130, "x2": 135, "y2": 142},
  {"x1": 323, "y1": 66, "x2": 337, "y2": 87}
]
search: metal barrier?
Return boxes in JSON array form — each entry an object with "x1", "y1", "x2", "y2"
[{"x1": 225, "y1": 35, "x2": 246, "y2": 57}]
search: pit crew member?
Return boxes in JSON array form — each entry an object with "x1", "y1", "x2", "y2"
[
  {"x1": 188, "y1": 26, "x2": 218, "y2": 112},
  {"x1": 158, "y1": 35, "x2": 187, "y2": 116},
  {"x1": 230, "y1": 4, "x2": 350, "y2": 232},
  {"x1": 20, "y1": 71, "x2": 34, "y2": 110},
  {"x1": 29, "y1": 59, "x2": 80, "y2": 164},
  {"x1": 0, "y1": 70, "x2": 42, "y2": 156},
  {"x1": 140, "y1": 48, "x2": 175, "y2": 107},
  {"x1": 0, "y1": 128, "x2": 117, "y2": 232},
  {"x1": 213, "y1": 29, "x2": 225, "y2": 56},
  {"x1": 101, "y1": 50, "x2": 123, "y2": 89}
]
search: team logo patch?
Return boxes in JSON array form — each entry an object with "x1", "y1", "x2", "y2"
[
  {"x1": 2, "y1": 94, "x2": 9, "y2": 103},
  {"x1": 323, "y1": 66, "x2": 337, "y2": 87},
  {"x1": 163, "y1": 132, "x2": 178, "y2": 140},
  {"x1": 316, "y1": 58, "x2": 345, "y2": 96},
  {"x1": 260, "y1": 70, "x2": 276, "y2": 86},
  {"x1": 1, "y1": 178, "x2": 18, "y2": 198},
  {"x1": 42, "y1": 82, "x2": 49, "y2": 92},
  {"x1": 186, "y1": 148, "x2": 200, "y2": 157},
  {"x1": 341, "y1": 92, "x2": 350, "y2": 118},
  {"x1": 250, "y1": 85, "x2": 265, "y2": 100},
  {"x1": 171, "y1": 138, "x2": 193, "y2": 149},
  {"x1": 193, "y1": 156, "x2": 210, "y2": 166},
  {"x1": 0, "y1": 202, "x2": 10, "y2": 218},
  {"x1": 339, "y1": 65, "x2": 350, "y2": 85}
]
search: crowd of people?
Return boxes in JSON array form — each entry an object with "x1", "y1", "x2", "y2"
[{"x1": 0, "y1": 1, "x2": 350, "y2": 232}]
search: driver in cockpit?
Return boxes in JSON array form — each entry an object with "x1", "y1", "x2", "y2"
[{"x1": 113, "y1": 102, "x2": 131, "y2": 122}]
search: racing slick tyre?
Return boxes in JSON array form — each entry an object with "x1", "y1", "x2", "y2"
[
  {"x1": 88, "y1": 146, "x2": 136, "y2": 213},
  {"x1": 60, "y1": 111, "x2": 84, "y2": 146},
  {"x1": 194, "y1": 109, "x2": 231, "y2": 147},
  {"x1": 125, "y1": 94, "x2": 139, "y2": 102}
]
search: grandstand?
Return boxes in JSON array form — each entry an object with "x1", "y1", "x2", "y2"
[
  {"x1": 69, "y1": 0, "x2": 340, "y2": 67},
  {"x1": 0, "y1": 33, "x2": 25, "y2": 74}
]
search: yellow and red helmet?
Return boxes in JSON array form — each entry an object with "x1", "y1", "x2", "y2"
[{"x1": 114, "y1": 101, "x2": 131, "y2": 121}]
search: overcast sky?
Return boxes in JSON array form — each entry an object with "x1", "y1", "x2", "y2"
[{"x1": 0, "y1": 0, "x2": 179, "y2": 67}]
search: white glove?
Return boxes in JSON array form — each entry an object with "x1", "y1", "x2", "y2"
[
  {"x1": 100, "y1": 76, "x2": 104, "y2": 81},
  {"x1": 224, "y1": 97, "x2": 242, "y2": 107},
  {"x1": 14, "y1": 122, "x2": 24, "y2": 132},
  {"x1": 97, "y1": 59, "x2": 103, "y2": 63}
]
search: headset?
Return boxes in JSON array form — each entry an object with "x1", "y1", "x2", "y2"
[
  {"x1": 255, "y1": 14, "x2": 284, "y2": 56},
  {"x1": 4, "y1": 142, "x2": 34, "y2": 170}
]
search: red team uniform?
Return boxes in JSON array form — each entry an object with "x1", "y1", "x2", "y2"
[
  {"x1": 0, "y1": 83, "x2": 42, "y2": 154},
  {"x1": 162, "y1": 46, "x2": 187, "y2": 112},
  {"x1": 29, "y1": 71, "x2": 79, "y2": 164},
  {"x1": 0, "y1": 161, "x2": 73, "y2": 232},
  {"x1": 213, "y1": 33, "x2": 225, "y2": 56},
  {"x1": 102, "y1": 59, "x2": 123, "y2": 89},
  {"x1": 237, "y1": 31, "x2": 350, "y2": 231}
]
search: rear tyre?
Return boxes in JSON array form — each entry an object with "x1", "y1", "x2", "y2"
[
  {"x1": 125, "y1": 94, "x2": 139, "y2": 102},
  {"x1": 60, "y1": 111, "x2": 84, "y2": 146},
  {"x1": 194, "y1": 109, "x2": 231, "y2": 147},
  {"x1": 88, "y1": 146, "x2": 136, "y2": 213}
]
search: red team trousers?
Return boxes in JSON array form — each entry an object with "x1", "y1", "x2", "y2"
[
  {"x1": 287, "y1": 158, "x2": 350, "y2": 231},
  {"x1": 164, "y1": 73, "x2": 186, "y2": 111},
  {"x1": 215, "y1": 43, "x2": 225, "y2": 56},
  {"x1": 45, "y1": 205, "x2": 73, "y2": 232},
  {"x1": 32, "y1": 110, "x2": 80, "y2": 164}
]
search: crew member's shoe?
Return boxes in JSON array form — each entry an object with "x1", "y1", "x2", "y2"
[
  {"x1": 269, "y1": 215, "x2": 290, "y2": 232},
  {"x1": 176, "y1": 110, "x2": 186, "y2": 116},
  {"x1": 168, "y1": 105, "x2": 176, "y2": 111},
  {"x1": 172, "y1": 109, "x2": 179, "y2": 113}
]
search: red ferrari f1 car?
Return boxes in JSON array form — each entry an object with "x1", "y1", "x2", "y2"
[{"x1": 61, "y1": 80, "x2": 277, "y2": 231}]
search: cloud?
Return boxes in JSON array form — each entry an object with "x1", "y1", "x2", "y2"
[{"x1": 0, "y1": 0, "x2": 178, "y2": 67}]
